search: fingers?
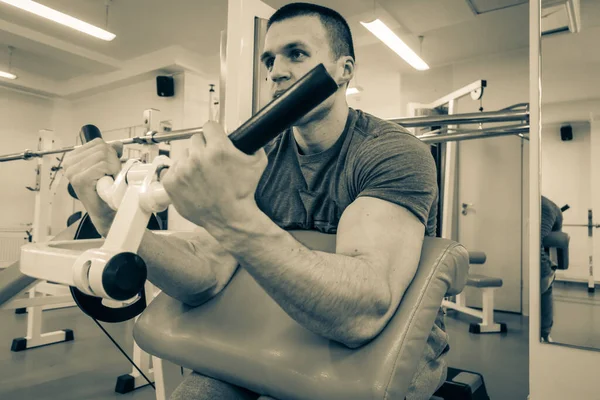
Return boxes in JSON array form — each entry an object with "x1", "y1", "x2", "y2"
[
  {"x1": 200, "y1": 121, "x2": 228, "y2": 150},
  {"x1": 69, "y1": 160, "x2": 113, "y2": 188},
  {"x1": 64, "y1": 138, "x2": 115, "y2": 167},
  {"x1": 202, "y1": 121, "x2": 226, "y2": 140},
  {"x1": 110, "y1": 141, "x2": 124, "y2": 158},
  {"x1": 63, "y1": 138, "x2": 121, "y2": 186}
]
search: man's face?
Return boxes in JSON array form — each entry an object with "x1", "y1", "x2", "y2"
[{"x1": 261, "y1": 15, "x2": 340, "y2": 102}]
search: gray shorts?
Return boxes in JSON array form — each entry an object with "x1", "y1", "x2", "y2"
[{"x1": 170, "y1": 372, "x2": 274, "y2": 400}]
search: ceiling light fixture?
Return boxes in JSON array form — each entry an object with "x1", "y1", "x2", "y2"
[
  {"x1": 346, "y1": 87, "x2": 362, "y2": 96},
  {"x1": 0, "y1": 70, "x2": 17, "y2": 80},
  {"x1": 360, "y1": 19, "x2": 429, "y2": 71},
  {"x1": 0, "y1": 0, "x2": 116, "y2": 41}
]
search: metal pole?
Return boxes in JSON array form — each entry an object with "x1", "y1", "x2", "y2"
[
  {"x1": 418, "y1": 125, "x2": 529, "y2": 144},
  {"x1": 0, "y1": 113, "x2": 530, "y2": 162},
  {"x1": 0, "y1": 127, "x2": 206, "y2": 162},
  {"x1": 393, "y1": 109, "x2": 529, "y2": 127}
]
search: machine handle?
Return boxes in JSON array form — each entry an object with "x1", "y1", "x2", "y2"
[{"x1": 228, "y1": 63, "x2": 338, "y2": 154}]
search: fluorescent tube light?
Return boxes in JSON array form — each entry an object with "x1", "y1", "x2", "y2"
[
  {"x1": 346, "y1": 87, "x2": 361, "y2": 95},
  {"x1": 360, "y1": 19, "x2": 429, "y2": 71},
  {"x1": 0, "y1": 0, "x2": 116, "y2": 41},
  {"x1": 0, "y1": 70, "x2": 17, "y2": 79}
]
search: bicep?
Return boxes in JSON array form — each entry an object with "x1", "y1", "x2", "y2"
[{"x1": 337, "y1": 196, "x2": 425, "y2": 310}]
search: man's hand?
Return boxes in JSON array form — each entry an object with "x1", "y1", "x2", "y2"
[
  {"x1": 162, "y1": 121, "x2": 268, "y2": 231},
  {"x1": 62, "y1": 138, "x2": 123, "y2": 236}
]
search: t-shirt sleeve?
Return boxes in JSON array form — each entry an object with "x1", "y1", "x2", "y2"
[{"x1": 352, "y1": 130, "x2": 438, "y2": 228}]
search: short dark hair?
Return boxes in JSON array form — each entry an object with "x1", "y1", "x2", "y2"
[{"x1": 267, "y1": 2, "x2": 356, "y2": 62}]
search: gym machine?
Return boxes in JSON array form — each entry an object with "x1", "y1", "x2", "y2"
[
  {"x1": 0, "y1": 129, "x2": 79, "y2": 352},
  {"x1": 0, "y1": 65, "x2": 530, "y2": 399},
  {"x1": 405, "y1": 81, "x2": 529, "y2": 335}
]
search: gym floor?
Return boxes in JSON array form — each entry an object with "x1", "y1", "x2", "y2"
[{"x1": 0, "y1": 306, "x2": 529, "y2": 400}]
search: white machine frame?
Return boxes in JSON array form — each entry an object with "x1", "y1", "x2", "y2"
[
  {"x1": 409, "y1": 81, "x2": 507, "y2": 334},
  {"x1": 1, "y1": 129, "x2": 77, "y2": 352}
]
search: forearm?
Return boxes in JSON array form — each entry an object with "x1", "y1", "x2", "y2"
[
  {"x1": 137, "y1": 230, "x2": 220, "y2": 306},
  {"x1": 206, "y1": 209, "x2": 391, "y2": 346}
]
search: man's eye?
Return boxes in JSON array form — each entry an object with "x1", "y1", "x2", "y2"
[{"x1": 290, "y1": 50, "x2": 306, "y2": 60}]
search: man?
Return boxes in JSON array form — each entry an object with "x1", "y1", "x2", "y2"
[
  {"x1": 540, "y1": 195, "x2": 563, "y2": 343},
  {"x1": 63, "y1": 3, "x2": 444, "y2": 399}
]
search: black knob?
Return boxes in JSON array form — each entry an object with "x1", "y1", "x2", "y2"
[{"x1": 102, "y1": 252, "x2": 147, "y2": 301}]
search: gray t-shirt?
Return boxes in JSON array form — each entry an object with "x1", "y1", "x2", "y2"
[{"x1": 255, "y1": 108, "x2": 448, "y2": 398}]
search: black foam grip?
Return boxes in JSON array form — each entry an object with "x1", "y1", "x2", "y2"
[
  {"x1": 68, "y1": 125, "x2": 103, "y2": 200},
  {"x1": 80, "y1": 124, "x2": 103, "y2": 143},
  {"x1": 229, "y1": 63, "x2": 338, "y2": 154}
]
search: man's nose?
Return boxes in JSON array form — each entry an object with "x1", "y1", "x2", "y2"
[{"x1": 269, "y1": 57, "x2": 291, "y2": 82}]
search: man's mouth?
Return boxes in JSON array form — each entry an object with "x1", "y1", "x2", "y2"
[{"x1": 273, "y1": 90, "x2": 287, "y2": 99}]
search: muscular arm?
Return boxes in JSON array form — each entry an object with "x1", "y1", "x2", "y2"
[
  {"x1": 137, "y1": 227, "x2": 239, "y2": 307},
  {"x1": 206, "y1": 196, "x2": 424, "y2": 348}
]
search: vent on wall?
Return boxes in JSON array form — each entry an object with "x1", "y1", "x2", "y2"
[
  {"x1": 541, "y1": 0, "x2": 580, "y2": 37},
  {"x1": 464, "y1": 0, "x2": 580, "y2": 36}
]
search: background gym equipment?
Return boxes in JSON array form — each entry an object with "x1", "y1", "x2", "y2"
[
  {"x1": 0, "y1": 129, "x2": 83, "y2": 352},
  {"x1": 443, "y1": 251, "x2": 508, "y2": 334}
]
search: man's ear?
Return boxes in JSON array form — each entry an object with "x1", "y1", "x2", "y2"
[{"x1": 337, "y1": 56, "x2": 355, "y2": 87}]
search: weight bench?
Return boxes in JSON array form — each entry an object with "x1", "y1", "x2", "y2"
[
  {"x1": 133, "y1": 231, "x2": 475, "y2": 400},
  {"x1": 442, "y1": 251, "x2": 508, "y2": 334}
]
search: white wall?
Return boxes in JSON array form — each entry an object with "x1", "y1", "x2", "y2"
[
  {"x1": 346, "y1": 65, "x2": 403, "y2": 119},
  {"x1": 0, "y1": 87, "x2": 54, "y2": 232},
  {"x1": 541, "y1": 122, "x2": 590, "y2": 281}
]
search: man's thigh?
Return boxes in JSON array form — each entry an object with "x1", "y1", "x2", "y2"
[{"x1": 170, "y1": 371, "x2": 260, "y2": 400}]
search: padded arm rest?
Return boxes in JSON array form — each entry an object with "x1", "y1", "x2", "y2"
[
  {"x1": 0, "y1": 222, "x2": 80, "y2": 308},
  {"x1": 134, "y1": 232, "x2": 469, "y2": 400},
  {"x1": 0, "y1": 261, "x2": 36, "y2": 307},
  {"x1": 543, "y1": 231, "x2": 570, "y2": 270},
  {"x1": 542, "y1": 231, "x2": 569, "y2": 249},
  {"x1": 468, "y1": 251, "x2": 486, "y2": 265}
]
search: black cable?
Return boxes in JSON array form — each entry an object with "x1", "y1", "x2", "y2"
[{"x1": 91, "y1": 318, "x2": 156, "y2": 390}]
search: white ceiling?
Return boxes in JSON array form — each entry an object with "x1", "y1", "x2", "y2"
[{"x1": 0, "y1": 0, "x2": 598, "y2": 99}]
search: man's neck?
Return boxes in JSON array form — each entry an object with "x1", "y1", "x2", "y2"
[{"x1": 293, "y1": 103, "x2": 349, "y2": 155}]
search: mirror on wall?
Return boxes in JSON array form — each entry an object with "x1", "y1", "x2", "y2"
[{"x1": 539, "y1": 0, "x2": 600, "y2": 349}]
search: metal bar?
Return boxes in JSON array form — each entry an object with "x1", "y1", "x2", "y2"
[
  {"x1": 564, "y1": 224, "x2": 600, "y2": 228},
  {"x1": 417, "y1": 125, "x2": 529, "y2": 144},
  {"x1": 0, "y1": 111, "x2": 530, "y2": 162},
  {"x1": 0, "y1": 127, "x2": 206, "y2": 162},
  {"x1": 392, "y1": 109, "x2": 529, "y2": 127}
]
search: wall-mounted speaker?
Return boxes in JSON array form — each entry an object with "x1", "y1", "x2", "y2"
[
  {"x1": 156, "y1": 76, "x2": 174, "y2": 97},
  {"x1": 560, "y1": 125, "x2": 573, "y2": 141}
]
